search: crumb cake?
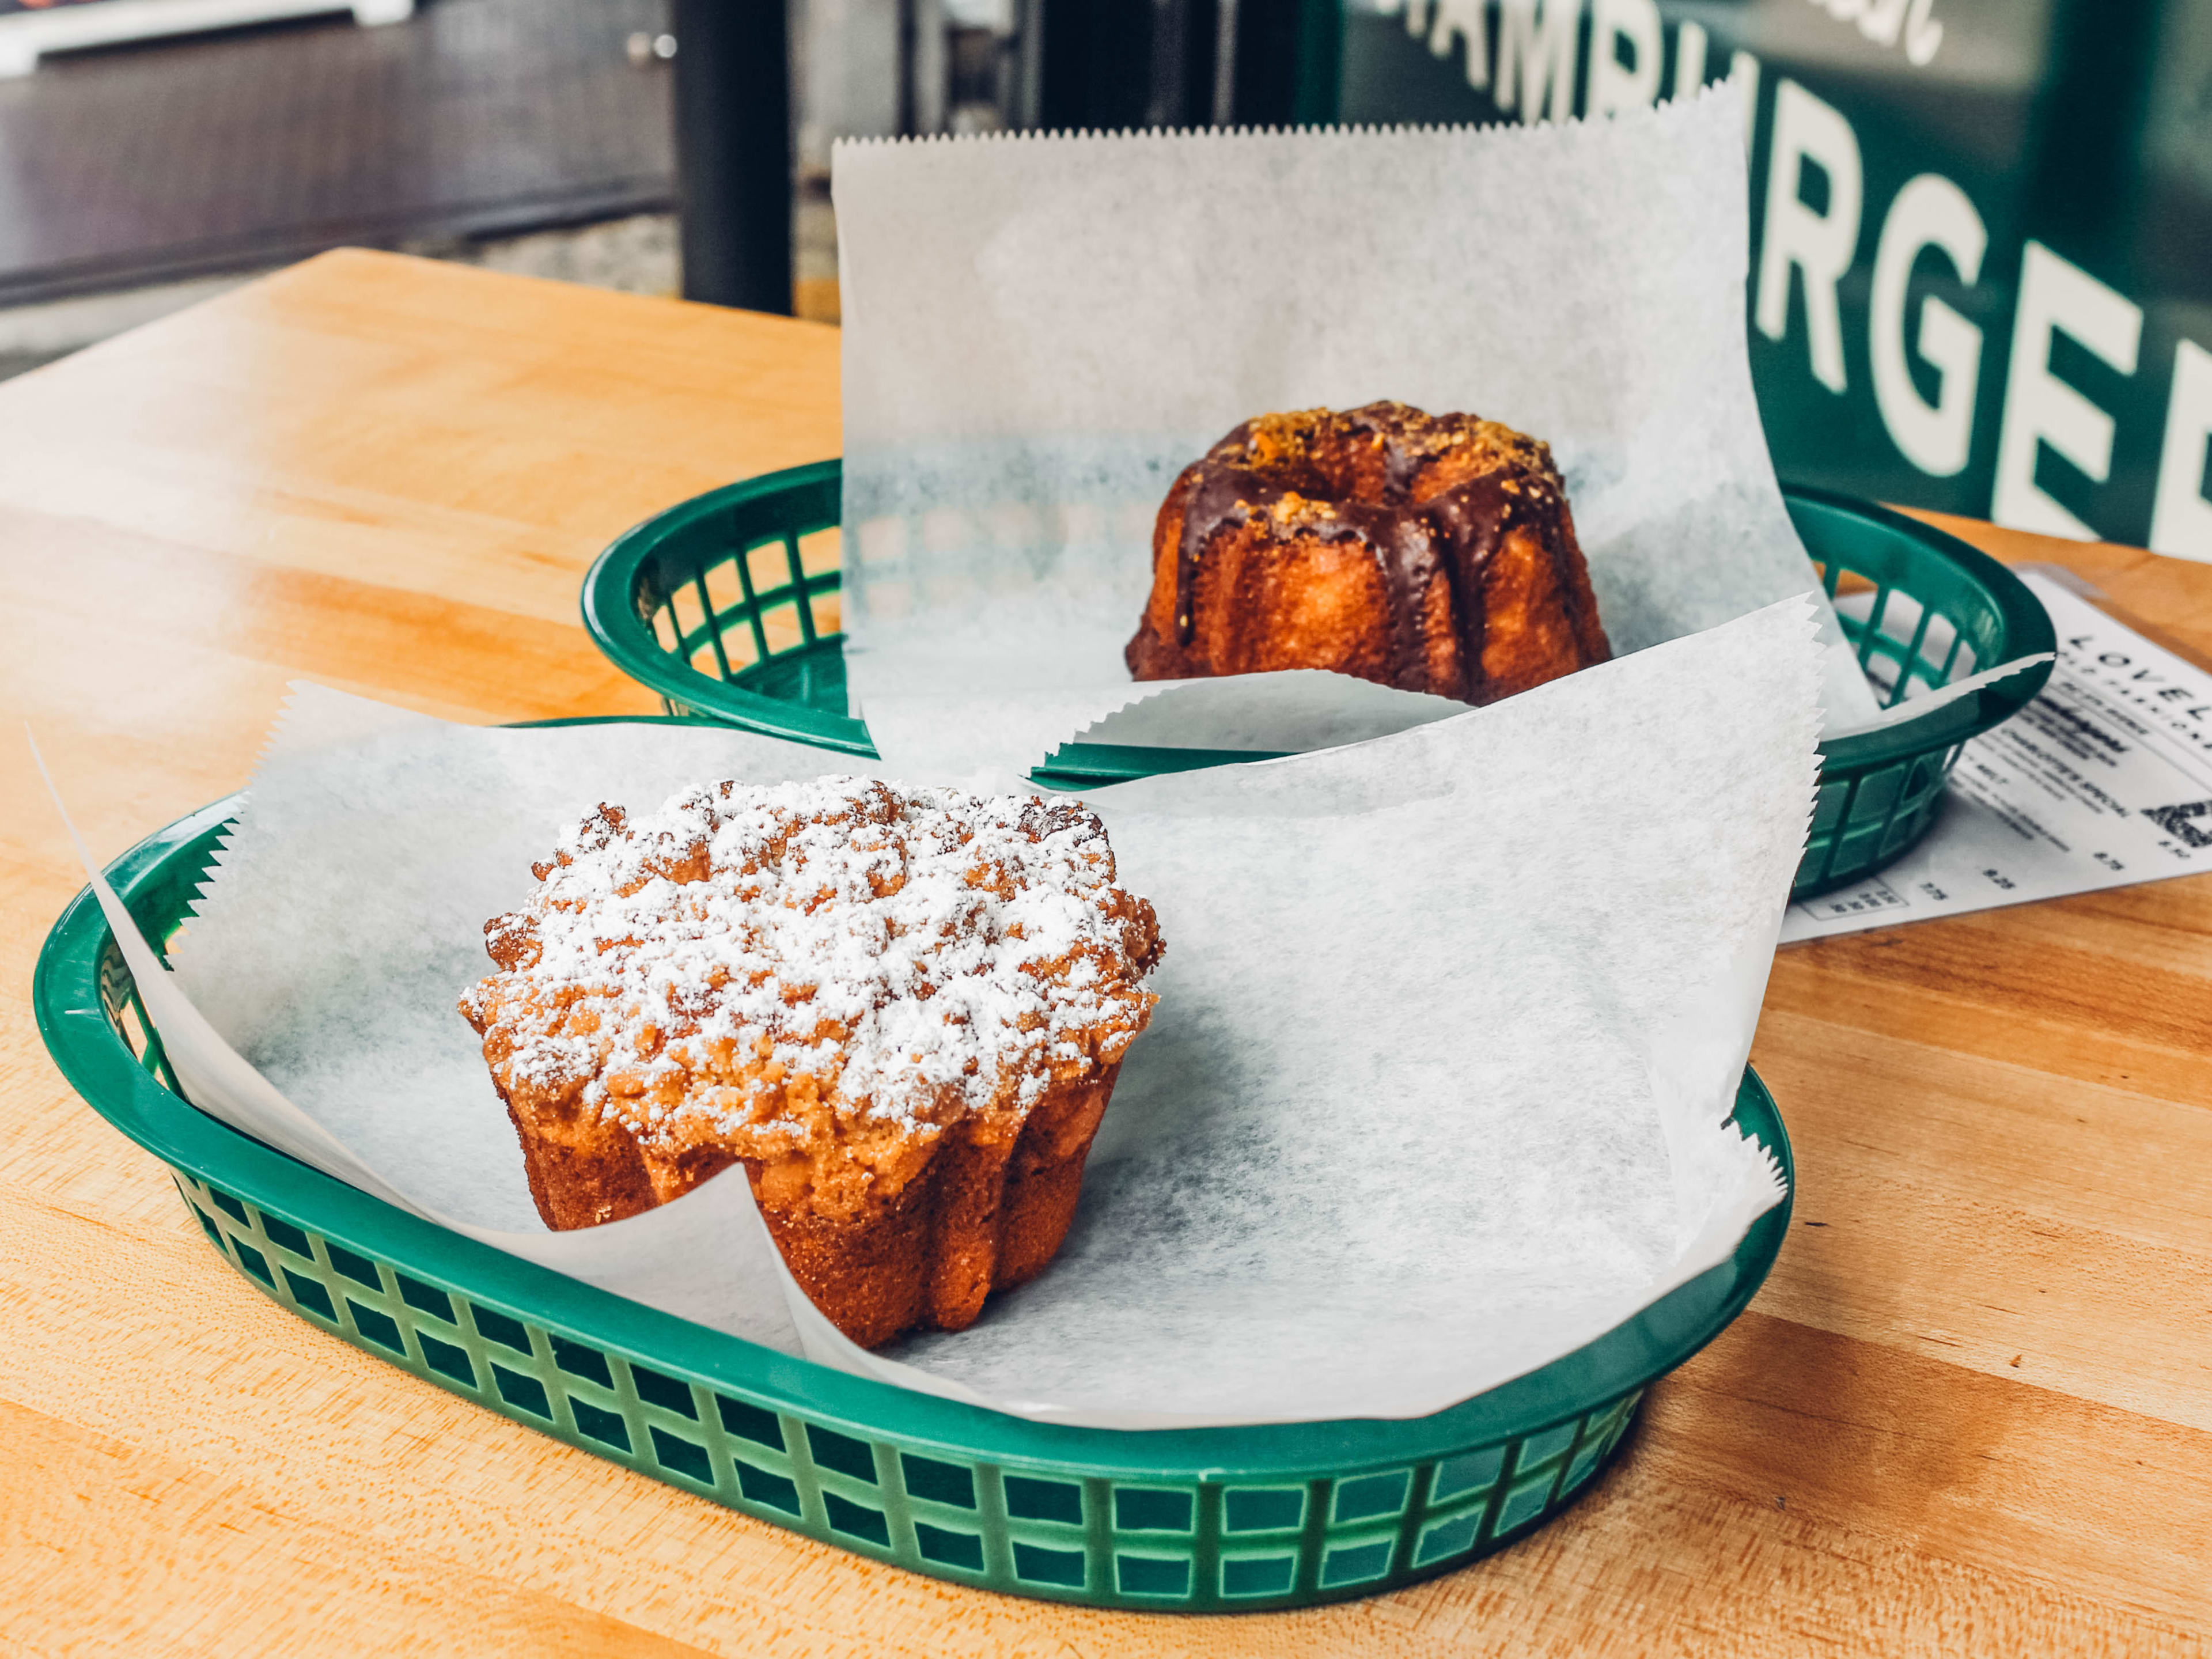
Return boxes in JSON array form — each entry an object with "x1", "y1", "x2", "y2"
[
  {"x1": 1127, "y1": 400, "x2": 1611, "y2": 703},
  {"x1": 460, "y1": 778, "x2": 1164, "y2": 1349}
]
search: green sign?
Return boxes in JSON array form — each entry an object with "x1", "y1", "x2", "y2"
[{"x1": 1334, "y1": 1, "x2": 2212, "y2": 560}]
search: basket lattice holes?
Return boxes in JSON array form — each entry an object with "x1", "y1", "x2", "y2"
[
  {"x1": 1804, "y1": 559, "x2": 1982, "y2": 889},
  {"x1": 94, "y1": 919, "x2": 1646, "y2": 1607},
  {"x1": 642, "y1": 518, "x2": 844, "y2": 718}
]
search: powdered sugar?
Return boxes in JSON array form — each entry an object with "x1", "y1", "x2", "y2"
[{"x1": 463, "y1": 778, "x2": 1163, "y2": 1167}]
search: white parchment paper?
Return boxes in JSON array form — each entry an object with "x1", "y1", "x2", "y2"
[
  {"x1": 832, "y1": 84, "x2": 1881, "y2": 782},
  {"x1": 54, "y1": 598, "x2": 1812, "y2": 1427}
]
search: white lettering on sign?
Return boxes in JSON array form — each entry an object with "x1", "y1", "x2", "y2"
[
  {"x1": 1993, "y1": 241, "x2": 2143, "y2": 541},
  {"x1": 1419, "y1": 0, "x2": 1491, "y2": 92},
  {"x1": 1495, "y1": 0, "x2": 1580, "y2": 124},
  {"x1": 2151, "y1": 339, "x2": 2212, "y2": 563},
  {"x1": 1729, "y1": 50, "x2": 1759, "y2": 148},
  {"x1": 1903, "y1": 0, "x2": 1942, "y2": 66},
  {"x1": 1870, "y1": 173, "x2": 1986, "y2": 477},
  {"x1": 1671, "y1": 19, "x2": 1707, "y2": 100},
  {"x1": 1588, "y1": 0, "x2": 1661, "y2": 113},
  {"x1": 1756, "y1": 79, "x2": 1862, "y2": 395},
  {"x1": 1810, "y1": 0, "x2": 1943, "y2": 68}
]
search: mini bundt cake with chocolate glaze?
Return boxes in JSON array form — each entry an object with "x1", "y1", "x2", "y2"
[{"x1": 1126, "y1": 401, "x2": 1611, "y2": 703}]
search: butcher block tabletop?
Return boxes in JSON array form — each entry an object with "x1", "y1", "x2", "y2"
[{"x1": 2, "y1": 249, "x2": 2206, "y2": 1658}]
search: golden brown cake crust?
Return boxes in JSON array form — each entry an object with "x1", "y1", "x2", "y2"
[
  {"x1": 460, "y1": 779, "x2": 1164, "y2": 1349},
  {"x1": 1125, "y1": 401, "x2": 1611, "y2": 704}
]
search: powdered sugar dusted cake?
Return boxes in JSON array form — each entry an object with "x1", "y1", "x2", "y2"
[{"x1": 460, "y1": 777, "x2": 1164, "y2": 1348}]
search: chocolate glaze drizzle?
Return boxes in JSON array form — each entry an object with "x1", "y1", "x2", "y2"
[{"x1": 1164, "y1": 402, "x2": 1583, "y2": 699}]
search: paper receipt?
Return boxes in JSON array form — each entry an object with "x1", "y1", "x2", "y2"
[{"x1": 1783, "y1": 570, "x2": 2212, "y2": 942}]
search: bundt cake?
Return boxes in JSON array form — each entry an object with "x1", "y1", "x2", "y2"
[
  {"x1": 460, "y1": 778, "x2": 1164, "y2": 1350},
  {"x1": 1126, "y1": 402, "x2": 1611, "y2": 703}
]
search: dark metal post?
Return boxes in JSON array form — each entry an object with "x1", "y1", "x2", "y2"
[
  {"x1": 672, "y1": 0, "x2": 793, "y2": 314},
  {"x1": 1146, "y1": 0, "x2": 1188, "y2": 127},
  {"x1": 1222, "y1": 0, "x2": 1337, "y2": 126}
]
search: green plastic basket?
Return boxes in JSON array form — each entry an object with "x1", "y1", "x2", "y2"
[
  {"x1": 582, "y1": 464, "x2": 2055, "y2": 899},
  {"x1": 35, "y1": 764, "x2": 1793, "y2": 1612}
]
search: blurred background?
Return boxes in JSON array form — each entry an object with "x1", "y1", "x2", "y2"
[{"x1": 1, "y1": 0, "x2": 2205, "y2": 558}]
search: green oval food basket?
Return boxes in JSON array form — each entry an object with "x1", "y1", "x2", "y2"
[
  {"x1": 35, "y1": 774, "x2": 1793, "y2": 1612},
  {"x1": 582, "y1": 463, "x2": 2056, "y2": 899}
]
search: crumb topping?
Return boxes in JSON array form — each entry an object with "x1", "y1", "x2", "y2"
[{"x1": 460, "y1": 778, "x2": 1164, "y2": 1209}]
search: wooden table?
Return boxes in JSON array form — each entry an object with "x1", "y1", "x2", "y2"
[{"x1": 3, "y1": 251, "x2": 2206, "y2": 1657}]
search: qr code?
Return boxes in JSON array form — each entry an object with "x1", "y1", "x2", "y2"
[{"x1": 2143, "y1": 800, "x2": 2212, "y2": 849}]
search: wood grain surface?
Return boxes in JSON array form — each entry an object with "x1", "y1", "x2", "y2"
[{"x1": 2, "y1": 251, "x2": 2206, "y2": 1658}]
